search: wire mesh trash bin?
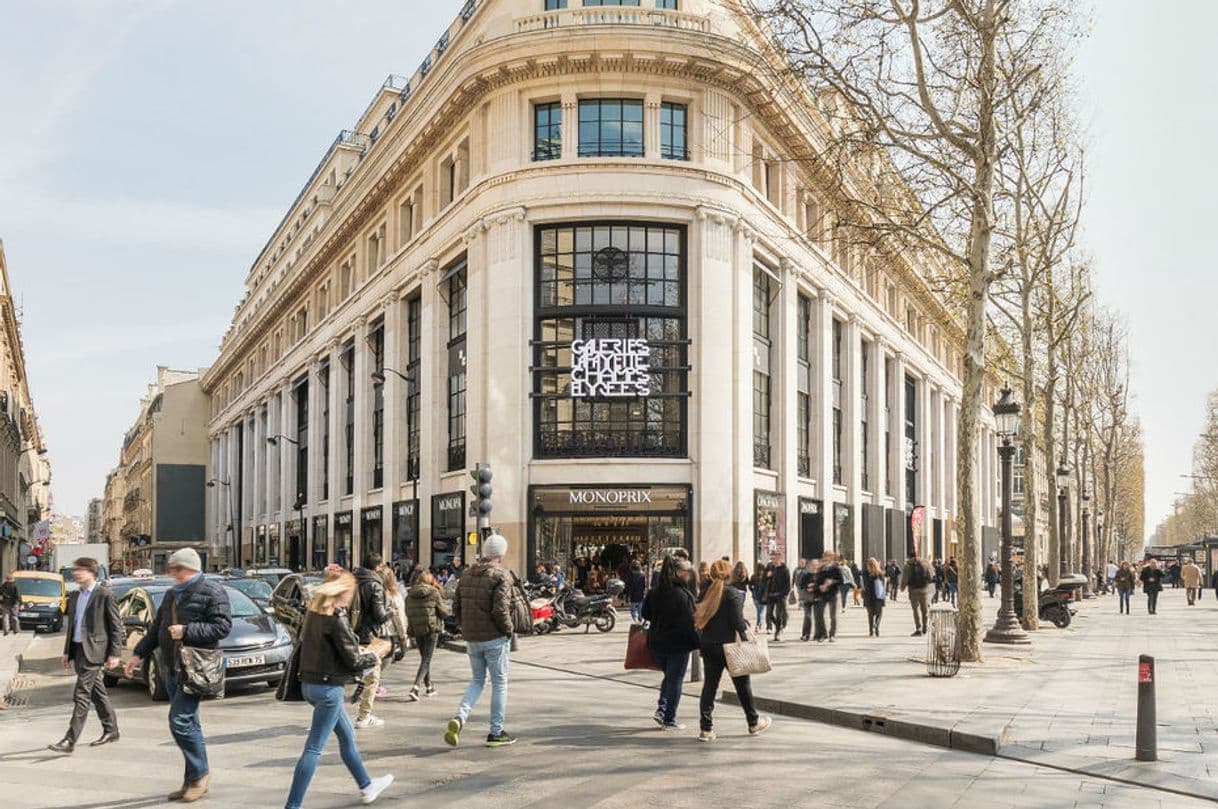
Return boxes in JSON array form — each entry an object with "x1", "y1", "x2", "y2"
[{"x1": 926, "y1": 604, "x2": 961, "y2": 677}]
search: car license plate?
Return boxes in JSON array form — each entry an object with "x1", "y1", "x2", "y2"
[{"x1": 226, "y1": 654, "x2": 265, "y2": 669}]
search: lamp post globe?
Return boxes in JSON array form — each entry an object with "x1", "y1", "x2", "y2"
[{"x1": 985, "y1": 385, "x2": 1031, "y2": 645}]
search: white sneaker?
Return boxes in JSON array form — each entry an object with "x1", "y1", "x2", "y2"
[
  {"x1": 355, "y1": 715, "x2": 385, "y2": 729},
  {"x1": 360, "y1": 774, "x2": 393, "y2": 804}
]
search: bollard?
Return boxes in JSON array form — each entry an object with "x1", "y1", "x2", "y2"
[{"x1": 1135, "y1": 654, "x2": 1157, "y2": 762}]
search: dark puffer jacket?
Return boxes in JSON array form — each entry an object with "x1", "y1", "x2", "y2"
[
  {"x1": 696, "y1": 585, "x2": 749, "y2": 646},
  {"x1": 453, "y1": 562, "x2": 512, "y2": 643},
  {"x1": 405, "y1": 583, "x2": 448, "y2": 637},
  {"x1": 299, "y1": 607, "x2": 378, "y2": 685},
  {"x1": 353, "y1": 566, "x2": 389, "y2": 644},
  {"x1": 642, "y1": 584, "x2": 698, "y2": 655},
  {"x1": 134, "y1": 575, "x2": 232, "y2": 666}
]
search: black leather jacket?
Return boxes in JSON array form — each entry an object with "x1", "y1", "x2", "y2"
[{"x1": 298, "y1": 608, "x2": 378, "y2": 685}]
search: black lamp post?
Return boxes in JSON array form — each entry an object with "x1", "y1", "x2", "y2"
[
  {"x1": 985, "y1": 386, "x2": 1031, "y2": 645},
  {"x1": 1095, "y1": 508, "x2": 1105, "y2": 582},
  {"x1": 1056, "y1": 462, "x2": 1071, "y2": 581}
]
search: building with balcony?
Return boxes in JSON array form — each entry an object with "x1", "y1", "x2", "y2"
[
  {"x1": 202, "y1": 0, "x2": 1000, "y2": 576},
  {"x1": 110, "y1": 367, "x2": 211, "y2": 572},
  {"x1": 0, "y1": 240, "x2": 51, "y2": 576}
]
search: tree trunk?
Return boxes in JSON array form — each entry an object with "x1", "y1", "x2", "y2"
[{"x1": 1019, "y1": 303, "x2": 1039, "y2": 630}]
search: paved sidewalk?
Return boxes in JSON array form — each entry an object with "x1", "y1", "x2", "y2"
[
  {"x1": 0, "y1": 630, "x2": 36, "y2": 709},
  {"x1": 507, "y1": 586, "x2": 1218, "y2": 801},
  {"x1": 0, "y1": 619, "x2": 1211, "y2": 809}
]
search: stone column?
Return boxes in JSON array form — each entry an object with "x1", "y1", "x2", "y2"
[
  {"x1": 890, "y1": 352, "x2": 907, "y2": 514},
  {"x1": 352, "y1": 315, "x2": 369, "y2": 565},
  {"x1": 380, "y1": 292, "x2": 402, "y2": 561},
  {"x1": 778, "y1": 258, "x2": 799, "y2": 566},
  {"x1": 733, "y1": 218, "x2": 758, "y2": 565},
  {"x1": 845, "y1": 315, "x2": 863, "y2": 562},
  {"x1": 919, "y1": 373, "x2": 933, "y2": 511},
  {"x1": 868, "y1": 338, "x2": 886, "y2": 505},
  {"x1": 814, "y1": 292, "x2": 835, "y2": 535},
  {"x1": 418, "y1": 259, "x2": 440, "y2": 569},
  {"x1": 645, "y1": 96, "x2": 661, "y2": 160},
  {"x1": 560, "y1": 95, "x2": 577, "y2": 161},
  {"x1": 694, "y1": 208, "x2": 737, "y2": 564}
]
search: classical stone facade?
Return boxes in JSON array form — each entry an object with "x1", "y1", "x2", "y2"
[
  {"x1": 0, "y1": 240, "x2": 51, "y2": 576},
  {"x1": 202, "y1": 0, "x2": 1000, "y2": 575}
]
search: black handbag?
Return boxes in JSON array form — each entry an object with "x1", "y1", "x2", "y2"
[
  {"x1": 173, "y1": 601, "x2": 225, "y2": 700},
  {"x1": 276, "y1": 643, "x2": 303, "y2": 702}
]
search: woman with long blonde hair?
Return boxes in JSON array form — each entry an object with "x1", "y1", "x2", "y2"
[
  {"x1": 285, "y1": 571, "x2": 393, "y2": 809},
  {"x1": 692, "y1": 559, "x2": 772, "y2": 742}
]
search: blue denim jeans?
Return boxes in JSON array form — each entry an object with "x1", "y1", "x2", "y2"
[
  {"x1": 456, "y1": 636, "x2": 510, "y2": 735},
  {"x1": 652, "y1": 651, "x2": 689, "y2": 725},
  {"x1": 164, "y1": 673, "x2": 208, "y2": 784},
  {"x1": 629, "y1": 602, "x2": 644, "y2": 623},
  {"x1": 752, "y1": 598, "x2": 765, "y2": 629},
  {"x1": 285, "y1": 683, "x2": 371, "y2": 809}
]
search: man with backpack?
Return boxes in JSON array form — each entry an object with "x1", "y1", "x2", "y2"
[
  {"x1": 351, "y1": 553, "x2": 391, "y2": 729},
  {"x1": 444, "y1": 532, "x2": 528, "y2": 749},
  {"x1": 900, "y1": 550, "x2": 935, "y2": 636}
]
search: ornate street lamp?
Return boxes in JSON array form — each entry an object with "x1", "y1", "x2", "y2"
[
  {"x1": 985, "y1": 386, "x2": 1031, "y2": 645},
  {"x1": 1056, "y1": 461, "x2": 1071, "y2": 580}
]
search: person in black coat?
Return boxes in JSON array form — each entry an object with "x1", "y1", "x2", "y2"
[
  {"x1": 286, "y1": 570, "x2": 393, "y2": 809},
  {"x1": 351, "y1": 554, "x2": 391, "y2": 726},
  {"x1": 642, "y1": 557, "x2": 698, "y2": 729},
  {"x1": 1139, "y1": 560, "x2": 1164, "y2": 614},
  {"x1": 48, "y1": 557, "x2": 123, "y2": 754},
  {"x1": 812, "y1": 553, "x2": 843, "y2": 642},
  {"x1": 762, "y1": 553, "x2": 791, "y2": 642},
  {"x1": 125, "y1": 548, "x2": 231, "y2": 803},
  {"x1": 624, "y1": 562, "x2": 648, "y2": 624},
  {"x1": 861, "y1": 557, "x2": 887, "y2": 637},
  {"x1": 693, "y1": 560, "x2": 771, "y2": 741}
]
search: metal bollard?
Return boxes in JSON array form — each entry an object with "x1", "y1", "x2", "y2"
[{"x1": 1135, "y1": 654, "x2": 1157, "y2": 762}]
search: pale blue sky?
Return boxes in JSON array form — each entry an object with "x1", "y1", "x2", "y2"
[{"x1": 0, "y1": 1, "x2": 1211, "y2": 539}]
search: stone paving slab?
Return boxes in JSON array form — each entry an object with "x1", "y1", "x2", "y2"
[
  {"x1": 504, "y1": 586, "x2": 1218, "y2": 802},
  {"x1": 0, "y1": 623, "x2": 1213, "y2": 809},
  {"x1": 0, "y1": 631, "x2": 36, "y2": 709}
]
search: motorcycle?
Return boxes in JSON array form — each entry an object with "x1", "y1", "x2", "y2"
[
  {"x1": 549, "y1": 582, "x2": 618, "y2": 633},
  {"x1": 1013, "y1": 575, "x2": 1084, "y2": 628}
]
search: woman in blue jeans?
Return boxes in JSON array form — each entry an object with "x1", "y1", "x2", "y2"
[
  {"x1": 642, "y1": 556, "x2": 699, "y2": 729},
  {"x1": 286, "y1": 571, "x2": 394, "y2": 809}
]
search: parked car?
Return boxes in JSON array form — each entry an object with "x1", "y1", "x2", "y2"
[
  {"x1": 245, "y1": 568, "x2": 294, "y2": 588},
  {"x1": 206, "y1": 574, "x2": 274, "y2": 615},
  {"x1": 104, "y1": 582, "x2": 293, "y2": 701},
  {"x1": 13, "y1": 570, "x2": 68, "y2": 633},
  {"x1": 271, "y1": 571, "x2": 361, "y2": 638},
  {"x1": 108, "y1": 575, "x2": 175, "y2": 600}
]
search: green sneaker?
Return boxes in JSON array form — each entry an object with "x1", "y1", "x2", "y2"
[
  {"x1": 485, "y1": 731, "x2": 517, "y2": 748},
  {"x1": 444, "y1": 718, "x2": 463, "y2": 747}
]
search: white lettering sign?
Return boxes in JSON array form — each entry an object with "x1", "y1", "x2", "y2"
[
  {"x1": 569, "y1": 489, "x2": 654, "y2": 506},
  {"x1": 570, "y1": 338, "x2": 651, "y2": 398}
]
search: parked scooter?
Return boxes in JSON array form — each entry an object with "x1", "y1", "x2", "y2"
[
  {"x1": 1013, "y1": 574, "x2": 1084, "y2": 628},
  {"x1": 550, "y1": 582, "x2": 618, "y2": 633}
]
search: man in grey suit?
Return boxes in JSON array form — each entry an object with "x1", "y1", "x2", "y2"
[{"x1": 47, "y1": 557, "x2": 123, "y2": 754}]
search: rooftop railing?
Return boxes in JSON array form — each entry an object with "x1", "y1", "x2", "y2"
[{"x1": 516, "y1": 7, "x2": 710, "y2": 33}]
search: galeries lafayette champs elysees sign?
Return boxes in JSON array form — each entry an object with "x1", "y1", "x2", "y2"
[{"x1": 570, "y1": 338, "x2": 651, "y2": 398}]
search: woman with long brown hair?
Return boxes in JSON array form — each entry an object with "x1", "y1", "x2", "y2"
[
  {"x1": 405, "y1": 570, "x2": 448, "y2": 700},
  {"x1": 861, "y1": 557, "x2": 887, "y2": 637},
  {"x1": 693, "y1": 559, "x2": 772, "y2": 742},
  {"x1": 285, "y1": 571, "x2": 393, "y2": 809}
]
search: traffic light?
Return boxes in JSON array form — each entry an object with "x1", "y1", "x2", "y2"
[{"x1": 469, "y1": 463, "x2": 493, "y2": 526}]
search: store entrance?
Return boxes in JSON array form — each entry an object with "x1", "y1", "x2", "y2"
[{"x1": 529, "y1": 484, "x2": 692, "y2": 593}]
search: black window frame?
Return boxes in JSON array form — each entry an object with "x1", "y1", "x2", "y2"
[
  {"x1": 406, "y1": 295, "x2": 421, "y2": 481},
  {"x1": 446, "y1": 262, "x2": 468, "y2": 472},
  {"x1": 369, "y1": 320, "x2": 385, "y2": 490},
  {"x1": 545, "y1": 0, "x2": 566, "y2": 8},
  {"x1": 533, "y1": 101, "x2": 562, "y2": 161},
  {"x1": 659, "y1": 101, "x2": 688, "y2": 160},
  {"x1": 753, "y1": 268, "x2": 772, "y2": 470},
  {"x1": 343, "y1": 341, "x2": 355, "y2": 497},
  {"x1": 319, "y1": 362, "x2": 330, "y2": 502},
  {"x1": 578, "y1": 99, "x2": 644, "y2": 158},
  {"x1": 294, "y1": 378, "x2": 308, "y2": 505},
  {"x1": 532, "y1": 222, "x2": 688, "y2": 459}
]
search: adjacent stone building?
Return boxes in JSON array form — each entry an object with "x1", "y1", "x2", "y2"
[
  {"x1": 0, "y1": 240, "x2": 51, "y2": 576},
  {"x1": 111, "y1": 367, "x2": 211, "y2": 572},
  {"x1": 202, "y1": 0, "x2": 1001, "y2": 575}
]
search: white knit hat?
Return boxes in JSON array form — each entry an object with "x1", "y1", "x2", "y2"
[
  {"x1": 168, "y1": 547, "x2": 202, "y2": 571},
  {"x1": 482, "y1": 532, "x2": 508, "y2": 561}
]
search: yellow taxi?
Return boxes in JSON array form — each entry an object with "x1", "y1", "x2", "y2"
[{"x1": 14, "y1": 570, "x2": 67, "y2": 633}]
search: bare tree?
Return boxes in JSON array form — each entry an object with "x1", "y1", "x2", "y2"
[{"x1": 749, "y1": 0, "x2": 1082, "y2": 661}]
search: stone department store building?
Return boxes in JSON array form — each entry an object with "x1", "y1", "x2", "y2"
[{"x1": 202, "y1": 0, "x2": 1001, "y2": 575}]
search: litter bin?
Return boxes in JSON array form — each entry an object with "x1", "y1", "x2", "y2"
[{"x1": 926, "y1": 604, "x2": 960, "y2": 677}]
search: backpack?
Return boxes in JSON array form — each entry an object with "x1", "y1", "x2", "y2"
[
  {"x1": 506, "y1": 572, "x2": 533, "y2": 637},
  {"x1": 907, "y1": 561, "x2": 929, "y2": 589}
]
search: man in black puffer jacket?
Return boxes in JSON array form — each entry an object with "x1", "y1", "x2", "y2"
[
  {"x1": 126, "y1": 548, "x2": 231, "y2": 803},
  {"x1": 351, "y1": 554, "x2": 390, "y2": 728}
]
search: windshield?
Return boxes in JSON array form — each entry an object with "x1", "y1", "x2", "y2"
[
  {"x1": 16, "y1": 578, "x2": 62, "y2": 598},
  {"x1": 225, "y1": 578, "x2": 272, "y2": 601},
  {"x1": 225, "y1": 587, "x2": 262, "y2": 618}
]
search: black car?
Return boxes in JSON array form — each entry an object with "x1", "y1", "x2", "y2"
[
  {"x1": 271, "y1": 571, "x2": 362, "y2": 638},
  {"x1": 206, "y1": 574, "x2": 274, "y2": 614},
  {"x1": 104, "y1": 583, "x2": 293, "y2": 701}
]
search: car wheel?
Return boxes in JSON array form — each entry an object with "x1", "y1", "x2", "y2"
[
  {"x1": 595, "y1": 611, "x2": 616, "y2": 633},
  {"x1": 146, "y1": 655, "x2": 168, "y2": 702}
]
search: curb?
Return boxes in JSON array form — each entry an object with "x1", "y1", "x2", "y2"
[{"x1": 720, "y1": 691, "x2": 1000, "y2": 756}]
